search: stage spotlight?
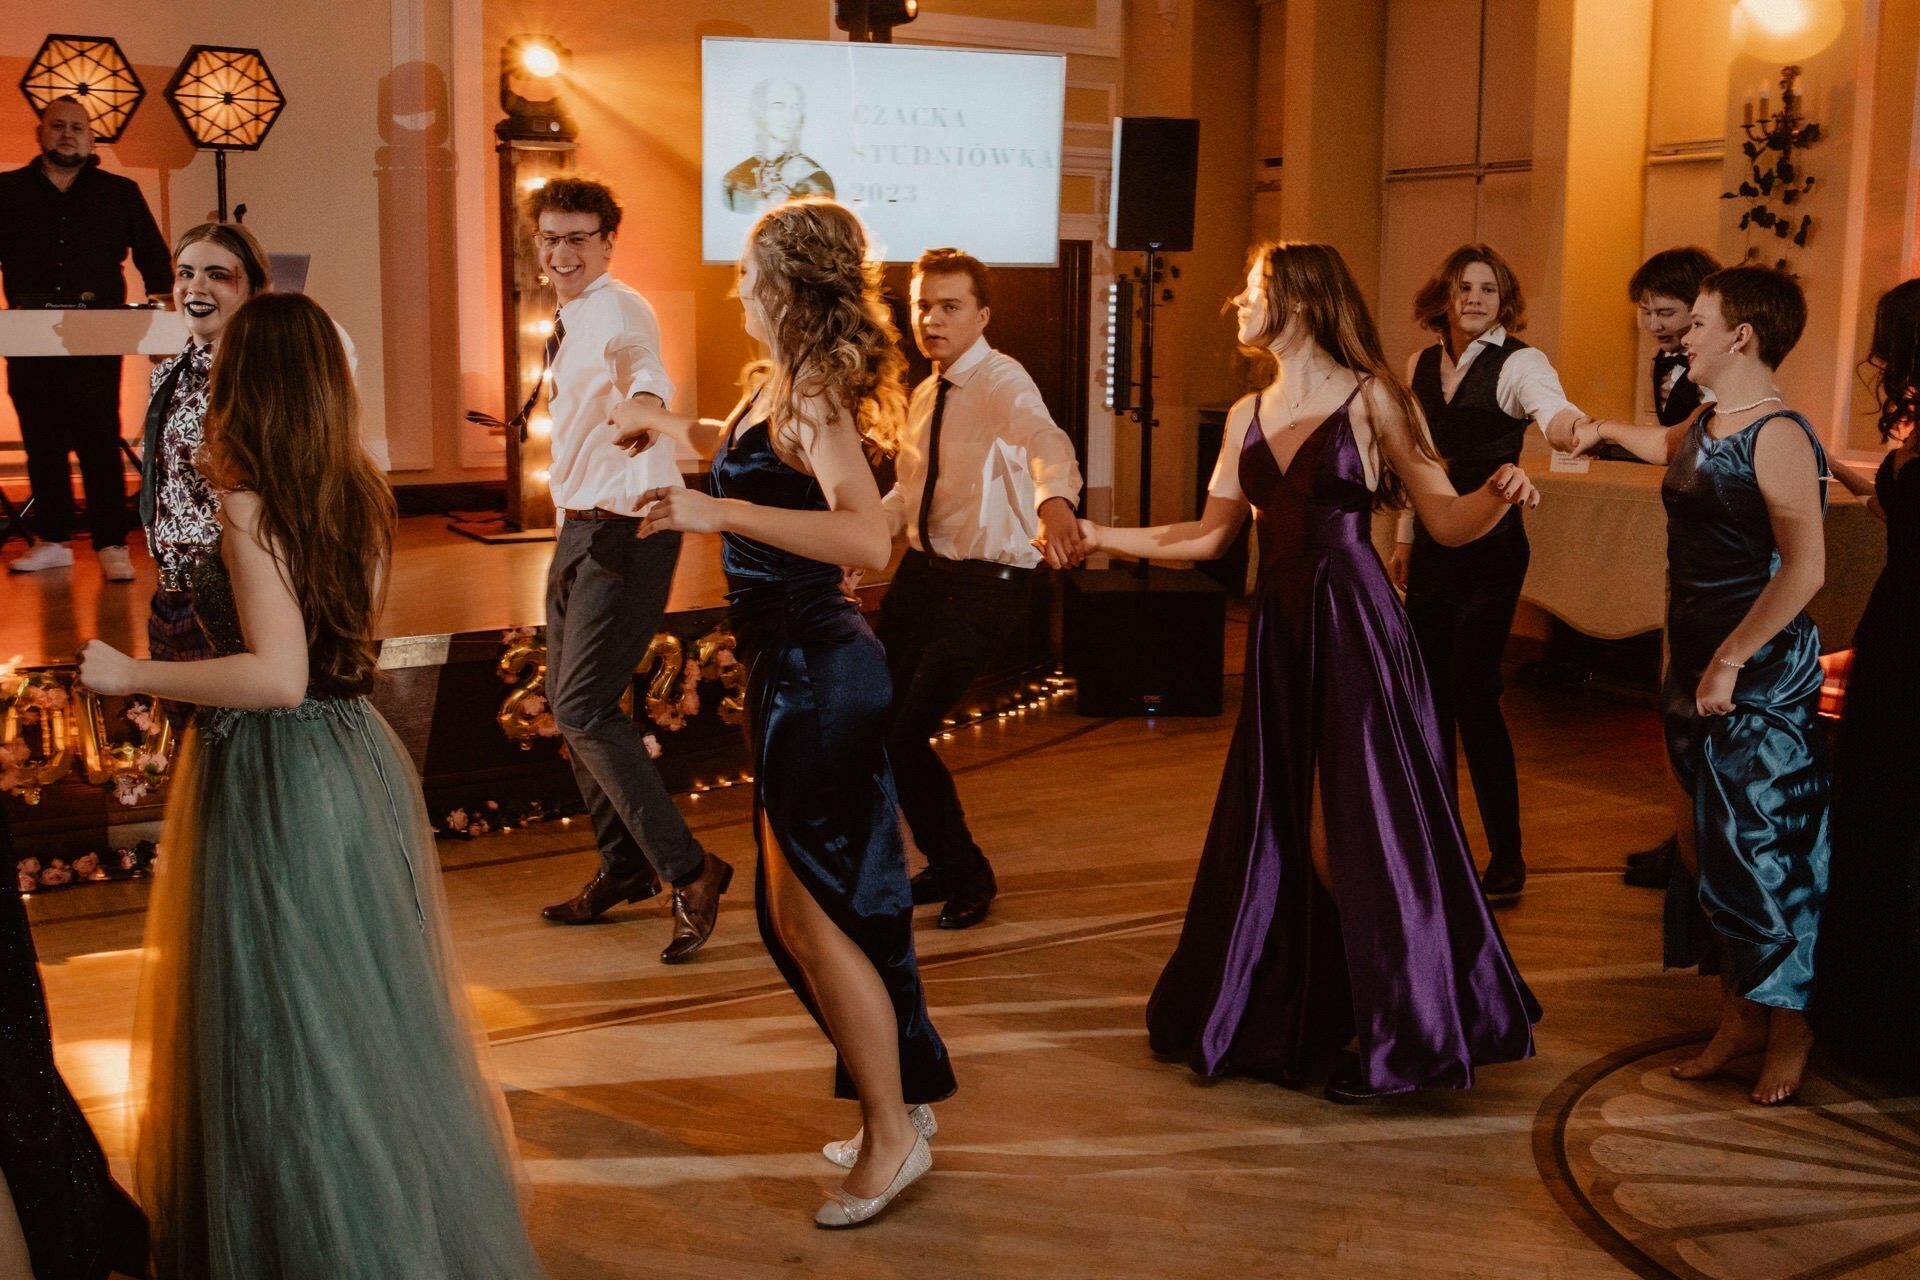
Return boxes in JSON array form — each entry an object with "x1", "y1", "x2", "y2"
[
  {"x1": 499, "y1": 34, "x2": 573, "y2": 140},
  {"x1": 835, "y1": 0, "x2": 920, "y2": 43}
]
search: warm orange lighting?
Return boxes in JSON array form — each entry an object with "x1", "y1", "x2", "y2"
[
  {"x1": 529, "y1": 417, "x2": 551, "y2": 440},
  {"x1": 519, "y1": 44, "x2": 561, "y2": 79},
  {"x1": 1733, "y1": 0, "x2": 1844, "y2": 60}
]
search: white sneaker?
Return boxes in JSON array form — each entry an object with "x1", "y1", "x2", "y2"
[
  {"x1": 97, "y1": 545, "x2": 135, "y2": 582},
  {"x1": 7, "y1": 541, "x2": 75, "y2": 573}
]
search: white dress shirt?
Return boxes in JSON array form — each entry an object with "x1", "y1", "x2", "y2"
[
  {"x1": 545, "y1": 271, "x2": 681, "y2": 514},
  {"x1": 882, "y1": 338, "x2": 1084, "y2": 568},
  {"x1": 1396, "y1": 326, "x2": 1580, "y2": 541}
]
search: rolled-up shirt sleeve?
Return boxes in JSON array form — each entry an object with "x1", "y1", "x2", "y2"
[
  {"x1": 994, "y1": 366, "x2": 1082, "y2": 512},
  {"x1": 1497, "y1": 348, "x2": 1579, "y2": 435},
  {"x1": 607, "y1": 297, "x2": 675, "y2": 407}
]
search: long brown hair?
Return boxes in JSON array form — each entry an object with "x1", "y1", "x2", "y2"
[
  {"x1": 1412, "y1": 243, "x2": 1527, "y2": 341},
  {"x1": 1242, "y1": 241, "x2": 1439, "y2": 510},
  {"x1": 200, "y1": 293, "x2": 395, "y2": 697},
  {"x1": 745, "y1": 197, "x2": 906, "y2": 458},
  {"x1": 1865, "y1": 278, "x2": 1920, "y2": 443}
]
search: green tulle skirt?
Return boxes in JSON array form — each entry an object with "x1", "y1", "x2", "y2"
[{"x1": 132, "y1": 698, "x2": 545, "y2": 1279}]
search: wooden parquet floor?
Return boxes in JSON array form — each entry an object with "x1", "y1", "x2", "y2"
[{"x1": 31, "y1": 675, "x2": 1920, "y2": 1279}]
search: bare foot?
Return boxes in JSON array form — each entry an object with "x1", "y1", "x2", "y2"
[
  {"x1": 1672, "y1": 998, "x2": 1768, "y2": 1081},
  {"x1": 1751, "y1": 1009, "x2": 1814, "y2": 1105}
]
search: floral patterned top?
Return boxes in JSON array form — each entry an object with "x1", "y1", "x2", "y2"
[{"x1": 147, "y1": 341, "x2": 218, "y2": 579}]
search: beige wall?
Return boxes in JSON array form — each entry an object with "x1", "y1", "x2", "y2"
[{"x1": 0, "y1": 1, "x2": 395, "y2": 466}]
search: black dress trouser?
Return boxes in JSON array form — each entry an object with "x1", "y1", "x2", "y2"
[
  {"x1": 875, "y1": 550, "x2": 1027, "y2": 887},
  {"x1": 1403, "y1": 514, "x2": 1530, "y2": 870},
  {"x1": 4, "y1": 355, "x2": 128, "y2": 547}
]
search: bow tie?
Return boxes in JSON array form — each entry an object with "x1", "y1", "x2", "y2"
[{"x1": 1653, "y1": 350, "x2": 1689, "y2": 373}]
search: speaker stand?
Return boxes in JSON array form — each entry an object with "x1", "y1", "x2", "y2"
[{"x1": 1133, "y1": 244, "x2": 1160, "y2": 582}]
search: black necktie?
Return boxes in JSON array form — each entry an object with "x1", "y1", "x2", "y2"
[
  {"x1": 512, "y1": 312, "x2": 566, "y2": 441},
  {"x1": 1652, "y1": 350, "x2": 1687, "y2": 408},
  {"x1": 916, "y1": 376, "x2": 951, "y2": 557}
]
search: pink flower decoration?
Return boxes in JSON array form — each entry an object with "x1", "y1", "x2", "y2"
[
  {"x1": 117, "y1": 849, "x2": 139, "y2": 872},
  {"x1": 678, "y1": 689, "x2": 701, "y2": 717},
  {"x1": 137, "y1": 751, "x2": 169, "y2": 774},
  {"x1": 73, "y1": 852, "x2": 102, "y2": 879},
  {"x1": 533, "y1": 712, "x2": 559, "y2": 737},
  {"x1": 642, "y1": 733, "x2": 662, "y2": 760},
  {"x1": 16, "y1": 870, "x2": 35, "y2": 893},
  {"x1": 715, "y1": 649, "x2": 737, "y2": 670},
  {"x1": 445, "y1": 807, "x2": 470, "y2": 833},
  {"x1": 521, "y1": 694, "x2": 547, "y2": 717},
  {"x1": 126, "y1": 701, "x2": 154, "y2": 732},
  {"x1": 38, "y1": 860, "x2": 72, "y2": 887}
]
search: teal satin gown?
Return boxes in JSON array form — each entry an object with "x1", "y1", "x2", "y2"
[
  {"x1": 133, "y1": 553, "x2": 546, "y2": 1278},
  {"x1": 1660, "y1": 409, "x2": 1831, "y2": 1010}
]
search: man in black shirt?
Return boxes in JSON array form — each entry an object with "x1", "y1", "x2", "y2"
[{"x1": 0, "y1": 96, "x2": 171, "y2": 579}]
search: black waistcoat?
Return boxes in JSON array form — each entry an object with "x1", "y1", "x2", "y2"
[
  {"x1": 1655, "y1": 360, "x2": 1706, "y2": 426},
  {"x1": 1412, "y1": 336, "x2": 1533, "y2": 495}
]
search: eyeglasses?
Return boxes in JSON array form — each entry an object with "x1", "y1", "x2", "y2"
[{"x1": 533, "y1": 231, "x2": 606, "y2": 250}]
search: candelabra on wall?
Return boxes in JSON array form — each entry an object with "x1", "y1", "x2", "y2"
[{"x1": 1724, "y1": 64, "x2": 1822, "y2": 270}]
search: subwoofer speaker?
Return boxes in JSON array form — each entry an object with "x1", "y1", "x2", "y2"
[
  {"x1": 1108, "y1": 116, "x2": 1200, "y2": 252},
  {"x1": 1064, "y1": 567, "x2": 1225, "y2": 717}
]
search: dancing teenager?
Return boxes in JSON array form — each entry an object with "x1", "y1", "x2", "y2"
[
  {"x1": 527, "y1": 178, "x2": 733, "y2": 962},
  {"x1": 1082, "y1": 242, "x2": 1541, "y2": 1104},
  {"x1": 1812, "y1": 278, "x2": 1920, "y2": 1085},
  {"x1": 0, "y1": 811, "x2": 151, "y2": 1280},
  {"x1": 1390, "y1": 245, "x2": 1585, "y2": 902},
  {"x1": 77, "y1": 294, "x2": 546, "y2": 1276},
  {"x1": 876, "y1": 247, "x2": 1086, "y2": 929},
  {"x1": 141, "y1": 223, "x2": 272, "y2": 726},
  {"x1": 1575, "y1": 265, "x2": 1830, "y2": 1105},
  {"x1": 1607, "y1": 248, "x2": 1723, "y2": 889},
  {"x1": 612, "y1": 199, "x2": 953, "y2": 1225}
]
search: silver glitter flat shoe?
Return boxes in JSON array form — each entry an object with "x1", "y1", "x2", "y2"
[
  {"x1": 821, "y1": 1103, "x2": 937, "y2": 1169},
  {"x1": 814, "y1": 1135, "x2": 931, "y2": 1229}
]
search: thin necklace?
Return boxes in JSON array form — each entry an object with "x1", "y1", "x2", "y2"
[
  {"x1": 1277, "y1": 363, "x2": 1338, "y2": 427},
  {"x1": 1718, "y1": 392, "x2": 1784, "y2": 416}
]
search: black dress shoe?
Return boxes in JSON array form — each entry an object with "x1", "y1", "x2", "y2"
[
  {"x1": 1480, "y1": 860, "x2": 1526, "y2": 902},
  {"x1": 1325, "y1": 1055, "x2": 1383, "y2": 1106},
  {"x1": 541, "y1": 865, "x2": 663, "y2": 924},
  {"x1": 937, "y1": 874, "x2": 997, "y2": 930},
  {"x1": 1625, "y1": 834, "x2": 1678, "y2": 872},
  {"x1": 662, "y1": 853, "x2": 734, "y2": 964},
  {"x1": 909, "y1": 866, "x2": 948, "y2": 907}
]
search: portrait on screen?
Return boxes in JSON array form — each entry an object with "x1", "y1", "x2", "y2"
[{"x1": 720, "y1": 78, "x2": 835, "y2": 214}]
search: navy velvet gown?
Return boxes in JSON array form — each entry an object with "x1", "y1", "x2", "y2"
[
  {"x1": 1660, "y1": 409, "x2": 1831, "y2": 1009},
  {"x1": 1146, "y1": 387, "x2": 1540, "y2": 1096},
  {"x1": 709, "y1": 416, "x2": 956, "y2": 1105}
]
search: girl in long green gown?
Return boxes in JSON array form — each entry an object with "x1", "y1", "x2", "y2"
[{"x1": 78, "y1": 293, "x2": 546, "y2": 1278}]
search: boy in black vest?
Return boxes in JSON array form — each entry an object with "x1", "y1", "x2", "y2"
[{"x1": 1389, "y1": 244, "x2": 1584, "y2": 902}]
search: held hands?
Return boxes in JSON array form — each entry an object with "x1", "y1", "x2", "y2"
[
  {"x1": 1695, "y1": 660, "x2": 1739, "y2": 717},
  {"x1": 1029, "y1": 497, "x2": 1090, "y2": 569},
  {"x1": 1483, "y1": 463, "x2": 1541, "y2": 510},
  {"x1": 1074, "y1": 518, "x2": 1104, "y2": 554},
  {"x1": 635, "y1": 486, "x2": 727, "y2": 537},
  {"x1": 610, "y1": 396, "x2": 680, "y2": 456},
  {"x1": 1548, "y1": 415, "x2": 1605, "y2": 456},
  {"x1": 77, "y1": 639, "x2": 139, "y2": 696}
]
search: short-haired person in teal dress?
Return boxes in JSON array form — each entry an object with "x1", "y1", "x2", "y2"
[
  {"x1": 611, "y1": 198, "x2": 952, "y2": 1228},
  {"x1": 1570, "y1": 265, "x2": 1831, "y2": 1106},
  {"x1": 77, "y1": 294, "x2": 546, "y2": 1276}
]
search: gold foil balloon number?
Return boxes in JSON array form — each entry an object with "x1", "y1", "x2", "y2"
[
  {"x1": 0, "y1": 669, "x2": 77, "y2": 805},
  {"x1": 623, "y1": 632, "x2": 687, "y2": 726},
  {"x1": 693, "y1": 627, "x2": 747, "y2": 725},
  {"x1": 495, "y1": 640, "x2": 552, "y2": 749}
]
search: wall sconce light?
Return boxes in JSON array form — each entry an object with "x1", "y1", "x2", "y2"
[{"x1": 164, "y1": 45, "x2": 286, "y2": 221}]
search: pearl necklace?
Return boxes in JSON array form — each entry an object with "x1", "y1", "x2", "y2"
[{"x1": 1717, "y1": 392, "x2": 1784, "y2": 416}]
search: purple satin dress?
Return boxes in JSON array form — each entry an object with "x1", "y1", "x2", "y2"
[{"x1": 1145, "y1": 386, "x2": 1541, "y2": 1095}]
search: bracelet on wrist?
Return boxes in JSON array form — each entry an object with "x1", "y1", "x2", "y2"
[{"x1": 1715, "y1": 656, "x2": 1744, "y2": 671}]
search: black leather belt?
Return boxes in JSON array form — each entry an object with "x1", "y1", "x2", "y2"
[
  {"x1": 561, "y1": 507, "x2": 639, "y2": 522},
  {"x1": 907, "y1": 548, "x2": 1032, "y2": 584}
]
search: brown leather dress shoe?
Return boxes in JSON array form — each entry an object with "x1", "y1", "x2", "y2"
[
  {"x1": 541, "y1": 865, "x2": 662, "y2": 925},
  {"x1": 661, "y1": 853, "x2": 734, "y2": 964}
]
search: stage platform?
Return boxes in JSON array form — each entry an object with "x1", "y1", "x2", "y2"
[{"x1": 0, "y1": 515, "x2": 733, "y2": 668}]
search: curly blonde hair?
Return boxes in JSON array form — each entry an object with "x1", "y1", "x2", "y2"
[{"x1": 745, "y1": 198, "x2": 906, "y2": 457}]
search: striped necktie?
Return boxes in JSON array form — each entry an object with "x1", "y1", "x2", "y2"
[{"x1": 511, "y1": 312, "x2": 566, "y2": 441}]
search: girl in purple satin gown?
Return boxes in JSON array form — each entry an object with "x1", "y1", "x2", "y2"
[{"x1": 1082, "y1": 242, "x2": 1543, "y2": 1102}]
